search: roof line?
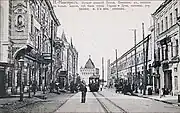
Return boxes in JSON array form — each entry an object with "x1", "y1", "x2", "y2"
[
  {"x1": 152, "y1": 0, "x2": 172, "y2": 16},
  {"x1": 111, "y1": 34, "x2": 151, "y2": 66},
  {"x1": 45, "y1": 0, "x2": 60, "y2": 26}
]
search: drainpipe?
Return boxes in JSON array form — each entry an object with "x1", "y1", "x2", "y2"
[{"x1": 177, "y1": 21, "x2": 180, "y2": 102}]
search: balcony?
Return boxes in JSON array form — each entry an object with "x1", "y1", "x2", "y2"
[
  {"x1": 169, "y1": 56, "x2": 180, "y2": 64},
  {"x1": 152, "y1": 61, "x2": 161, "y2": 68},
  {"x1": 162, "y1": 61, "x2": 169, "y2": 70}
]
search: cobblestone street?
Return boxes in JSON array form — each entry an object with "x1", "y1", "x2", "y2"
[
  {"x1": 0, "y1": 89, "x2": 180, "y2": 113},
  {"x1": 55, "y1": 91, "x2": 105, "y2": 112},
  {"x1": 0, "y1": 92, "x2": 74, "y2": 113},
  {"x1": 50, "y1": 89, "x2": 180, "y2": 112}
]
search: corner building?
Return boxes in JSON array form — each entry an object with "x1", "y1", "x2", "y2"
[
  {"x1": 1, "y1": 0, "x2": 60, "y2": 95},
  {"x1": 151, "y1": 0, "x2": 180, "y2": 96}
]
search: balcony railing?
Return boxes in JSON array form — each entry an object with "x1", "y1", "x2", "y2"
[
  {"x1": 152, "y1": 61, "x2": 161, "y2": 68},
  {"x1": 162, "y1": 62, "x2": 169, "y2": 70}
]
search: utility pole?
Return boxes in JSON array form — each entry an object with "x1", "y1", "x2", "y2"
[
  {"x1": 142, "y1": 23, "x2": 146, "y2": 95},
  {"x1": 107, "y1": 59, "x2": 111, "y2": 88},
  {"x1": 102, "y1": 57, "x2": 104, "y2": 87},
  {"x1": 145, "y1": 36, "x2": 150, "y2": 95},
  {"x1": 133, "y1": 29, "x2": 138, "y2": 93},
  {"x1": 115, "y1": 49, "x2": 118, "y2": 81}
]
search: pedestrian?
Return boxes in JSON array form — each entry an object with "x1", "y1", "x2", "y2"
[
  {"x1": 80, "y1": 83, "x2": 87, "y2": 103},
  {"x1": 70, "y1": 81, "x2": 74, "y2": 93},
  {"x1": 162, "y1": 88, "x2": 165, "y2": 97},
  {"x1": 100, "y1": 84, "x2": 103, "y2": 91},
  {"x1": 160, "y1": 88, "x2": 165, "y2": 98},
  {"x1": 32, "y1": 81, "x2": 37, "y2": 96},
  {"x1": 140, "y1": 84, "x2": 143, "y2": 94},
  {"x1": 128, "y1": 83, "x2": 132, "y2": 95},
  {"x1": 132, "y1": 83, "x2": 135, "y2": 92},
  {"x1": 50, "y1": 81, "x2": 53, "y2": 93}
]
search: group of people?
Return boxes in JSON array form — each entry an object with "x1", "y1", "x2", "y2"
[
  {"x1": 114, "y1": 80, "x2": 134, "y2": 95},
  {"x1": 29, "y1": 79, "x2": 89, "y2": 103}
]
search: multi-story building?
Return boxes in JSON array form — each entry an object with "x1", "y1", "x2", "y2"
[
  {"x1": 0, "y1": 0, "x2": 14, "y2": 96},
  {"x1": 60, "y1": 32, "x2": 69, "y2": 89},
  {"x1": 71, "y1": 41, "x2": 78, "y2": 84},
  {"x1": 151, "y1": 0, "x2": 180, "y2": 95},
  {"x1": 53, "y1": 37, "x2": 64, "y2": 88},
  {"x1": 0, "y1": 0, "x2": 79, "y2": 95},
  {"x1": 57, "y1": 32, "x2": 79, "y2": 90},
  {"x1": 110, "y1": 34, "x2": 153, "y2": 93},
  {"x1": 0, "y1": 0, "x2": 60, "y2": 96}
]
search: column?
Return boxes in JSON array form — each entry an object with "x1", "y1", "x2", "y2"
[
  {"x1": 152, "y1": 75, "x2": 155, "y2": 92},
  {"x1": 159, "y1": 66, "x2": 164, "y2": 96},
  {"x1": 172, "y1": 70, "x2": 175, "y2": 96}
]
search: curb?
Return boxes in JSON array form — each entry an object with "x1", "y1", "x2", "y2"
[{"x1": 133, "y1": 94, "x2": 180, "y2": 107}]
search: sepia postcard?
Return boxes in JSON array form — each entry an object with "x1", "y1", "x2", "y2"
[{"x1": 0, "y1": 0, "x2": 180, "y2": 112}]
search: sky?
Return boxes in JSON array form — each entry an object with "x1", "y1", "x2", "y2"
[{"x1": 52, "y1": 1, "x2": 163, "y2": 80}]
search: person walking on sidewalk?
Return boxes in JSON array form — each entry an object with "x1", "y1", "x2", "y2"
[
  {"x1": 160, "y1": 88, "x2": 165, "y2": 98},
  {"x1": 32, "y1": 81, "x2": 37, "y2": 96},
  {"x1": 80, "y1": 82, "x2": 87, "y2": 103}
]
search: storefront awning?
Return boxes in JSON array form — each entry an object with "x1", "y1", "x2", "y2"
[
  {"x1": 0, "y1": 62, "x2": 13, "y2": 67},
  {"x1": 13, "y1": 44, "x2": 33, "y2": 60},
  {"x1": 57, "y1": 71, "x2": 68, "y2": 77}
]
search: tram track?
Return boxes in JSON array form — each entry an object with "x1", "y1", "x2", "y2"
[
  {"x1": 92, "y1": 92, "x2": 110, "y2": 113},
  {"x1": 92, "y1": 92, "x2": 128, "y2": 113}
]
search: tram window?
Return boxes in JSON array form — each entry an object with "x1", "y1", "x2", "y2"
[
  {"x1": 90, "y1": 79, "x2": 92, "y2": 83},
  {"x1": 93, "y1": 80, "x2": 94, "y2": 83}
]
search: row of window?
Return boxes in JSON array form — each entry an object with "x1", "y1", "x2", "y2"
[
  {"x1": 30, "y1": 0, "x2": 53, "y2": 38},
  {"x1": 157, "y1": 8, "x2": 178, "y2": 34},
  {"x1": 82, "y1": 72, "x2": 94, "y2": 75},
  {"x1": 157, "y1": 39, "x2": 179, "y2": 61},
  {"x1": 118, "y1": 54, "x2": 146, "y2": 71},
  {"x1": 30, "y1": 11, "x2": 55, "y2": 53}
]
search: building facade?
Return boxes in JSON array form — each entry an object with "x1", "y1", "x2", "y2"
[
  {"x1": 0, "y1": 0, "x2": 79, "y2": 96},
  {"x1": 0, "y1": 0, "x2": 61, "y2": 96},
  {"x1": 110, "y1": 35, "x2": 153, "y2": 93},
  {"x1": 11, "y1": 0, "x2": 60, "y2": 94},
  {"x1": 0, "y1": 0, "x2": 13, "y2": 96},
  {"x1": 57, "y1": 32, "x2": 79, "y2": 90},
  {"x1": 151, "y1": 0, "x2": 180, "y2": 95}
]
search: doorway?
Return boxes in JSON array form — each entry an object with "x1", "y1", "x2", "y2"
[
  {"x1": 0, "y1": 68, "x2": 5, "y2": 96},
  {"x1": 164, "y1": 70, "x2": 172, "y2": 91}
]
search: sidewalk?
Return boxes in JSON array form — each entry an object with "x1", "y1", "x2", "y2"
[
  {"x1": 0, "y1": 91, "x2": 48, "y2": 108},
  {"x1": 133, "y1": 92, "x2": 180, "y2": 107},
  {"x1": 0, "y1": 90, "x2": 74, "y2": 113},
  {"x1": 105, "y1": 88, "x2": 180, "y2": 107}
]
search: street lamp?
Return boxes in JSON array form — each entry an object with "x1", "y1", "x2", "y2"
[
  {"x1": 18, "y1": 57, "x2": 24, "y2": 101},
  {"x1": 28, "y1": 64, "x2": 31, "y2": 98}
]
